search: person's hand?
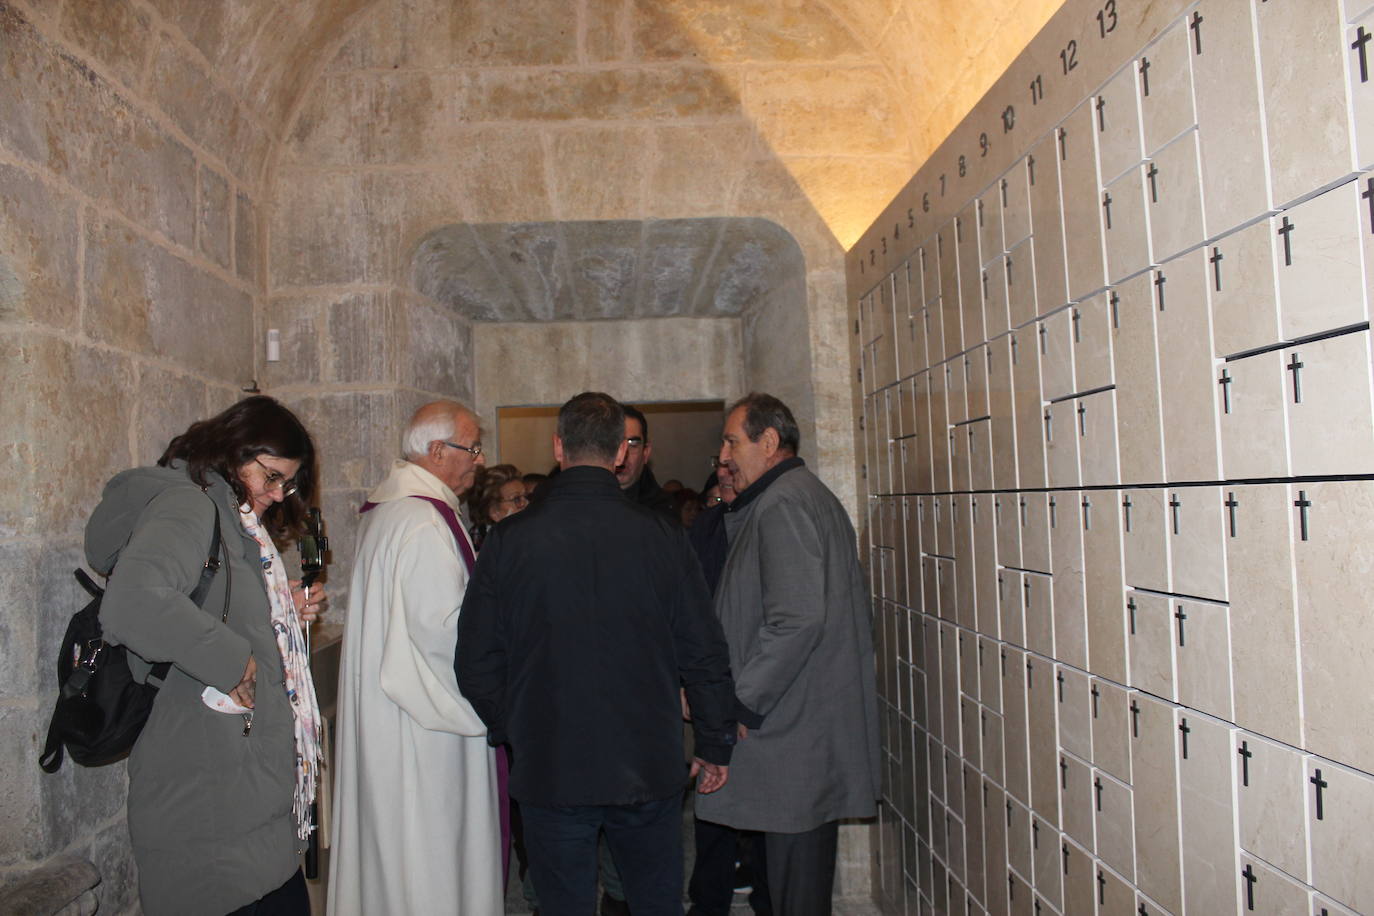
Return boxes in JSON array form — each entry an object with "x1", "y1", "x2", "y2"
[
  {"x1": 229, "y1": 655, "x2": 257, "y2": 709},
  {"x1": 690, "y1": 758, "x2": 729, "y2": 794},
  {"x1": 290, "y1": 580, "x2": 328, "y2": 623},
  {"x1": 680, "y1": 688, "x2": 692, "y2": 721},
  {"x1": 737, "y1": 723, "x2": 749, "y2": 740}
]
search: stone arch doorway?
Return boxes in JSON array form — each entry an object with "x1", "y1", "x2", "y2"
[{"x1": 409, "y1": 216, "x2": 816, "y2": 457}]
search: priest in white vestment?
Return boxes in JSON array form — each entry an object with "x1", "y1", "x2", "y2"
[{"x1": 328, "y1": 401, "x2": 502, "y2": 915}]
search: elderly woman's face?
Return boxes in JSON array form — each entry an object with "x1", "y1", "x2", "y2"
[{"x1": 489, "y1": 479, "x2": 529, "y2": 522}]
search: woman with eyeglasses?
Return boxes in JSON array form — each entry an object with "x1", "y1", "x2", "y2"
[
  {"x1": 468, "y1": 463, "x2": 529, "y2": 550},
  {"x1": 84, "y1": 395, "x2": 326, "y2": 916}
]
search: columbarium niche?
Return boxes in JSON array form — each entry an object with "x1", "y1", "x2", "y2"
[{"x1": 850, "y1": 0, "x2": 1374, "y2": 913}]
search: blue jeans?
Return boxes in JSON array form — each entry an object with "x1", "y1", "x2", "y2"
[{"x1": 520, "y1": 794, "x2": 684, "y2": 916}]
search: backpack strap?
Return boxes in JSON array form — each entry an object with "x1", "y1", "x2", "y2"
[
  {"x1": 191, "y1": 498, "x2": 227, "y2": 615},
  {"x1": 146, "y1": 495, "x2": 229, "y2": 687},
  {"x1": 40, "y1": 696, "x2": 69, "y2": 772}
]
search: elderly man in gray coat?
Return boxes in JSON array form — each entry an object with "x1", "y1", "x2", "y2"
[{"x1": 694, "y1": 392, "x2": 880, "y2": 916}]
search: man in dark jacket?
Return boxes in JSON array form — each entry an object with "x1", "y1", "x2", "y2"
[
  {"x1": 616, "y1": 403, "x2": 677, "y2": 519},
  {"x1": 457, "y1": 391, "x2": 737, "y2": 916}
]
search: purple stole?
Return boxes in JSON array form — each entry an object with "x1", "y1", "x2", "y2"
[
  {"x1": 358, "y1": 494, "x2": 510, "y2": 881},
  {"x1": 360, "y1": 495, "x2": 476, "y2": 574}
]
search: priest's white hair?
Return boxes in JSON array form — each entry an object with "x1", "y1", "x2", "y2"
[{"x1": 401, "y1": 401, "x2": 465, "y2": 460}]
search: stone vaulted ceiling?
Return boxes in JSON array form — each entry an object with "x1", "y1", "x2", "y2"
[{"x1": 127, "y1": 0, "x2": 1061, "y2": 245}]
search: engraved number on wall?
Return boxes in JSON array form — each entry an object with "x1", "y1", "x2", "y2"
[
  {"x1": 1097, "y1": 0, "x2": 1118, "y2": 38},
  {"x1": 1061, "y1": 39, "x2": 1079, "y2": 74}
]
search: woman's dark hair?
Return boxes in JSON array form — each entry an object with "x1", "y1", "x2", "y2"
[{"x1": 158, "y1": 395, "x2": 317, "y2": 542}]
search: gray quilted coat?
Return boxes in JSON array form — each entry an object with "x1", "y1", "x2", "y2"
[{"x1": 85, "y1": 464, "x2": 299, "y2": 916}]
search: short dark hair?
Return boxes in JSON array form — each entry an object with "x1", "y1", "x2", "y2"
[
  {"x1": 159, "y1": 395, "x2": 316, "y2": 542},
  {"x1": 729, "y1": 392, "x2": 800, "y2": 454},
  {"x1": 558, "y1": 392, "x2": 626, "y2": 464},
  {"x1": 622, "y1": 403, "x2": 649, "y2": 441}
]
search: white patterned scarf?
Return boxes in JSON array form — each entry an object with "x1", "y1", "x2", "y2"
[{"x1": 239, "y1": 506, "x2": 324, "y2": 842}]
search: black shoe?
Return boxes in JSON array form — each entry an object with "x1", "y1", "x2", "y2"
[{"x1": 599, "y1": 891, "x2": 631, "y2": 916}]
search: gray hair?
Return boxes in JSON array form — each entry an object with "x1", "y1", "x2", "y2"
[
  {"x1": 401, "y1": 401, "x2": 467, "y2": 460},
  {"x1": 729, "y1": 392, "x2": 800, "y2": 454},
  {"x1": 558, "y1": 392, "x2": 625, "y2": 464}
]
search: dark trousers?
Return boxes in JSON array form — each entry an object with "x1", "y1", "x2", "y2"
[
  {"x1": 521, "y1": 794, "x2": 684, "y2": 916},
  {"x1": 764, "y1": 820, "x2": 839, "y2": 916},
  {"x1": 225, "y1": 869, "x2": 309, "y2": 916},
  {"x1": 688, "y1": 818, "x2": 771, "y2": 915}
]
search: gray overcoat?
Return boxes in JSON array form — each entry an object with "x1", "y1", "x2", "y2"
[
  {"x1": 694, "y1": 462, "x2": 880, "y2": 833},
  {"x1": 85, "y1": 465, "x2": 299, "y2": 915}
]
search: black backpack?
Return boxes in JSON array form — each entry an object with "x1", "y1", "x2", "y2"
[{"x1": 39, "y1": 499, "x2": 230, "y2": 772}]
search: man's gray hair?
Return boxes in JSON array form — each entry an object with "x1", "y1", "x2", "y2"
[
  {"x1": 729, "y1": 392, "x2": 800, "y2": 454},
  {"x1": 401, "y1": 401, "x2": 465, "y2": 460}
]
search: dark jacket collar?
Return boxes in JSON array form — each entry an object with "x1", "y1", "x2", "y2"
[
  {"x1": 728, "y1": 456, "x2": 805, "y2": 513},
  {"x1": 624, "y1": 464, "x2": 665, "y2": 502},
  {"x1": 623, "y1": 464, "x2": 677, "y2": 518},
  {"x1": 547, "y1": 464, "x2": 624, "y2": 498}
]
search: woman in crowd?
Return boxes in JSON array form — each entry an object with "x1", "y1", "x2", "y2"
[
  {"x1": 469, "y1": 463, "x2": 529, "y2": 548},
  {"x1": 84, "y1": 396, "x2": 326, "y2": 916},
  {"x1": 674, "y1": 486, "x2": 703, "y2": 529}
]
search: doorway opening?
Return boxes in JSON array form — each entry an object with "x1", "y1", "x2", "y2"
[{"x1": 496, "y1": 399, "x2": 726, "y2": 490}]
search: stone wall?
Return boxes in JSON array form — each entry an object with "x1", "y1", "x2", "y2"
[
  {"x1": 257, "y1": 286, "x2": 474, "y2": 605},
  {"x1": 0, "y1": 1, "x2": 269, "y2": 909}
]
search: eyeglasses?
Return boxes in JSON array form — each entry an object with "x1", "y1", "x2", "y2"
[
  {"x1": 254, "y1": 457, "x2": 299, "y2": 497},
  {"x1": 497, "y1": 494, "x2": 529, "y2": 507},
  {"x1": 625, "y1": 436, "x2": 645, "y2": 450},
  {"x1": 442, "y1": 440, "x2": 483, "y2": 457}
]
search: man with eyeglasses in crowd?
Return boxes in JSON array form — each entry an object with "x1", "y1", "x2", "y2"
[
  {"x1": 616, "y1": 404, "x2": 678, "y2": 520},
  {"x1": 330, "y1": 400, "x2": 504, "y2": 915}
]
